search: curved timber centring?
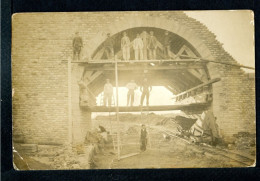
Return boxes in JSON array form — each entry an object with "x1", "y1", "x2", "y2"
[{"x1": 86, "y1": 14, "x2": 214, "y2": 61}]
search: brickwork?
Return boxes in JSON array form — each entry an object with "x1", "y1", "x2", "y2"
[{"x1": 12, "y1": 11, "x2": 255, "y2": 144}]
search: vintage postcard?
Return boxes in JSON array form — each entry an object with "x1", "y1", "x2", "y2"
[{"x1": 12, "y1": 10, "x2": 255, "y2": 169}]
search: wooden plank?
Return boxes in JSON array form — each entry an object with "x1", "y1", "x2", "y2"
[
  {"x1": 83, "y1": 63, "x2": 205, "y2": 71},
  {"x1": 80, "y1": 102, "x2": 210, "y2": 112},
  {"x1": 72, "y1": 58, "x2": 203, "y2": 64},
  {"x1": 85, "y1": 71, "x2": 103, "y2": 86},
  {"x1": 174, "y1": 78, "x2": 221, "y2": 98},
  {"x1": 179, "y1": 55, "x2": 255, "y2": 70}
]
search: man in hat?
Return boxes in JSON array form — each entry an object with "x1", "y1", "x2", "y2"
[
  {"x1": 103, "y1": 79, "x2": 113, "y2": 106},
  {"x1": 73, "y1": 32, "x2": 83, "y2": 60},
  {"x1": 140, "y1": 124, "x2": 148, "y2": 152},
  {"x1": 126, "y1": 80, "x2": 138, "y2": 106},
  {"x1": 147, "y1": 31, "x2": 158, "y2": 59},
  {"x1": 121, "y1": 32, "x2": 131, "y2": 61},
  {"x1": 133, "y1": 33, "x2": 144, "y2": 60},
  {"x1": 162, "y1": 31, "x2": 172, "y2": 59},
  {"x1": 103, "y1": 33, "x2": 115, "y2": 59},
  {"x1": 140, "y1": 78, "x2": 152, "y2": 106}
]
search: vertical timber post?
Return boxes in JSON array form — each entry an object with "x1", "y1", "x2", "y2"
[
  {"x1": 115, "y1": 56, "x2": 120, "y2": 160},
  {"x1": 68, "y1": 58, "x2": 73, "y2": 144}
]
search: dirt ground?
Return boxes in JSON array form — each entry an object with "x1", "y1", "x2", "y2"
[
  {"x1": 92, "y1": 114, "x2": 253, "y2": 169},
  {"x1": 13, "y1": 113, "x2": 255, "y2": 170}
]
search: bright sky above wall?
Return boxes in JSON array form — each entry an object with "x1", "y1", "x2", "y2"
[{"x1": 185, "y1": 10, "x2": 255, "y2": 72}]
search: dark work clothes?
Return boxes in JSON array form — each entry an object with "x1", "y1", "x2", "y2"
[
  {"x1": 104, "y1": 37, "x2": 115, "y2": 59},
  {"x1": 140, "y1": 128, "x2": 148, "y2": 151},
  {"x1": 73, "y1": 36, "x2": 83, "y2": 52},
  {"x1": 104, "y1": 37, "x2": 115, "y2": 48},
  {"x1": 163, "y1": 35, "x2": 171, "y2": 46},
  {"x1": 148, "y1": 36, "x2": 157, "y2": 49},
  {"x1": 140, "y1": 81, "x2": 152, "y2": 92},
  {"x1": 140, "y1": 81, "x2": 152, "y2": 106}
]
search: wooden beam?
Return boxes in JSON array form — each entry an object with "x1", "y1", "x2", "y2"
[
  {"x1": 83, "y1": 63, "x2": 205, "y2": 71},
  {"x1": 72, "y1": 58, "x2": 203, "y2": 64},
  {"x1": 80, "y1": 102, "x2": 211, "y2": 112},
  {"x1": 85, "y1": 71, "x2": 103, "y2": 86},
  {"x1": 179, "y1": 55, "x2": 255, "y2": 70},
  {"x1": 174, "y1": 78, "x2": 221, "y2": 98}
]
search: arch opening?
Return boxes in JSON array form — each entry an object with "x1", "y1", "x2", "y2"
[
  {"x1": 92, "y1": 27, "x2": 201, "y2": 60},
  {"x1": 81, "y1": 26, "x2": 213, "y2": 109}
]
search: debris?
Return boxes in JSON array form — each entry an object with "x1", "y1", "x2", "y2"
[
  {"x1": 233, "y1": 132, "x2": 255, "y2": 150},
  {"x1": 126, "y1": 126, "x2": 139, "y2": 134}
]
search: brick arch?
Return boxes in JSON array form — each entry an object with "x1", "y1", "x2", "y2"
[
  {"x1": 86, "y1": 16, "x2": 214, "y2": 61},
  {"x1": 82, "y1": 14, "x2": 251, "y2": 141}
]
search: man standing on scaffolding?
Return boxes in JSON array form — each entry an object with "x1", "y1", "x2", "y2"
[
  {"x1": 126, "y1": 80, "x2": 138, "y2": 106},
  {"x1": 140, "y1": 78, "x2": 152, "y2": 106},
  {"x1": 121, "y1": 32, "x2": 131, "y2": 61},
  {"x1": 163, "y1": 31, "x2": 172, "y2": 59},
  {"x1": 133, "y1": 33, "x2": 144, "y2": 60},
  {"x1": 103, "y1": 79, "x2": 113, "y2": 107},
  {"x1": 147, "y1": 31, "x2": 158, "y2": 60},
  {"x1": 141, "y1": 31, "x2": 149, "y2": 60},
  {"x1": 73, "y1": 32, "x2": 83, "y2": 61},
  {"x1": 104, "y1": 33, "x2": 115, "y2": 59}
]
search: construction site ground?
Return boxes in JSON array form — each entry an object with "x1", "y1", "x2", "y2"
[
  {"x1": 13, "y1": 113, "x2": 255, "y2": 170},
  {"x1": 92, "y1": 113, "x2": 255, "y2": 169}
]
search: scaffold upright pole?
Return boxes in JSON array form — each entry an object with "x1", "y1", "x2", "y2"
[{"x1": 115, "y1": 56, "x2": 120, "y2": 160}]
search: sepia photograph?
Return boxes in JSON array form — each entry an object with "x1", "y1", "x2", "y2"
[{"x1": 12, "y1": 10, "x2": 255, "y2": 170}]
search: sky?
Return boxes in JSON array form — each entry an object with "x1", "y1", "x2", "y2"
[
  {"x1": 185, "y1": 10, "x2": 255, "y2": 72},
  {"x1": 95, "y1": 10, "x2": 255, "y2": 112}
]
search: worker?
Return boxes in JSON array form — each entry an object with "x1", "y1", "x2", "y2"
[
  {"x1": 140, "y1": 78, "x2": 152, "y2": 106},
  {"x1": 103, "y1": 33, "x2": 115, "y2": 59},
  {"x1": 126, "y1": 80, "x2": 138, "y2": 106},
  {"x1": 72, "y1": 32, "x2": 83, "y2": 61},
  {"x1": 141, "y1": 31, "x2": 149, "y2": 60},
  {"x1": 103, "y1": 79, "x2": 113, "y2": 106},
  {"x1": 147, "y1": 31, "x2": 158, "y2": 59},
  {"x1": 140, "y1": 124, "x2": 148, "y2": 152},
  {"x1": 133, "y1": 33, "x2": 144, "y2": 60},
  {"x1": 121, "y1": 32, "x2": 131, "y2": 61},
  {"x1": 162, "y1": 31, "x2": 172, "y2": 59}
]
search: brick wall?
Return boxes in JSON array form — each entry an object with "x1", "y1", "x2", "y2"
[{"x1": 12, "y1": 11, "x2": 255, "y2": 144}]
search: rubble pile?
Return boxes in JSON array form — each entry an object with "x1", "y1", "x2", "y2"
[
  {"x1": 30, "y1": 144, "x2": 96, "y2": 169},
  {"x1": 233, "y1": 132, "x2": 256, "y2": 150},
  {"x1": 158, "y1": 116, "x2": 196, "y2": 136},
  {"x1": 126, "y1": 126, "x2": 139, "y2": 135}
]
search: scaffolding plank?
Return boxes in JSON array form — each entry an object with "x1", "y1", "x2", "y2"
[{"x1": 80, "y1": 102, "x2": 210, "y2": 112}]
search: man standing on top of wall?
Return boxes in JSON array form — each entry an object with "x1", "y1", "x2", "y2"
[
  {"x1": 163, "y1": 31, "x2": 172, "y2": 59},
  {"x1": 133, "y1": 34, "x2": 144, "y2": 60},
  {"x1": 147, "y1": 31, "x2": 158, "y2": 60},
  {"x1": 121, "y1": 32, "x2": 131, "y2": 61},
  {"x1": 126, "y1": 80, "x2": 138, "y2": 106},
  {"x1": 140, "y1": 78, "x2": 152, "y2": 106},
  {"x1": 73, "y1": 32, "x2": 83, "y2": 61},
  {"x1": 103, "y1": 33, "x2": 115, "y2": 59},
  {"x1": 103, "y1": 79, "x2": 113, "y2": 107}
]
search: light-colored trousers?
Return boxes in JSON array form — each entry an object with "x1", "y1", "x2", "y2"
[
  {"x1": 134, "y1": 49, "x2": 143, "y2": 60},
  {"x1": 122, "y1": 47, "x2": 130, "y2": 61}
]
